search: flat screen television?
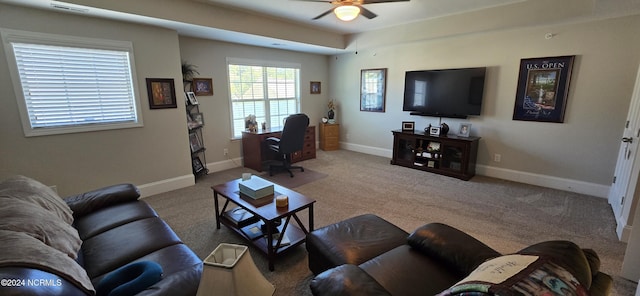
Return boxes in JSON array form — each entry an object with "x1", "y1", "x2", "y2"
[{"x1": 403, "y1": 67, "x2": 486, "y2": 118}]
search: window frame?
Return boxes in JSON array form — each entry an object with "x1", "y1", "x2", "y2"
[
  {"x1": 1, "y1": 28, "x2": 143, "y2": 137},
  {"x1": 226, "y1": 58, "x2": 301, "y2": 139}
]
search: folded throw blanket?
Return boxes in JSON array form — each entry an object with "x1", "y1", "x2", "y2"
[
  {"x1": 0, "y1": 230, "x2": 95, "y2": 294},
  {"x1": 437, "y1": 254, "x2": 587, "y2": 296}
]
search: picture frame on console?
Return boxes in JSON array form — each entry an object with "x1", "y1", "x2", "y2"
[
  {"x1": 512, "y1": 55, "x2": 575, "y2": 123},
  {"x1": 360, "y1": 68, "x2": 387, "y2": 112},
  {"x1": 402, "y1": 121, "x2": 415, "y2": 132},
  {"x1": 458, "y1": 123, "x2": 471, "y2": 137},
  {"x1": 429, "y1": 126, "x2": 441, "y2": 136}
]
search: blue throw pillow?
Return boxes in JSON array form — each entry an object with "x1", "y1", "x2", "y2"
[{"x1": 96, "y1": 261, "x2": 163, "y2": 296}]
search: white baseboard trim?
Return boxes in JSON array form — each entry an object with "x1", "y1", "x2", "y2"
[
  {"x1": 138, "y1": 158, "x2": 243, "y2": 198},
  {"x1": 477, "y1": 165, "x2": 610, "y2": 198},
  {"x1": 341, "y1": 141, "x2": 609, "y2": 198},
  {"x1": 138, "y1": 174, "x2": 194, "y2": 198},
  {"x1": 206, "y1": 157, "x2": 242, "y2": 172},
  {"x1": 341, "y1": 142, "x2": 392, "y2": 158}
]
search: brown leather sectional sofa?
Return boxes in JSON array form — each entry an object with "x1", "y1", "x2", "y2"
[
  {"x1": 0, "y1": 176, "x2": 202, "y2": 295},
  {"x1": 307, "y1": 214, "x2": 612, "y2": 296}
]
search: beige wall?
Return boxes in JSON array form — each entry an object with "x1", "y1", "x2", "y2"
[
  {"x1": 0, "y1": 4, "x2": 192, "y2": 196},
  {"x1": 178, "y1": 37, "x2": 329, "y2": 165},
  {"x1": 329, "y1": 15, "x2": 640, "y2": 194}
]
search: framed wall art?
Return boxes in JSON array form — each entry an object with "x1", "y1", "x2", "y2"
[
  {"x1": 512, "y1": 55, "x2": 575, "y2": 123},
  {"x1": 360, "y1": 68, "x2": 387, "y2": 112},
  {"x1": 310, "y1": 81, "x2": 321, "y2": 94},
  {"x1": 146, "y1": 78, "x2": 177, "y2": 109},
  {"x1": 192, "y1": 78, "x2": 213, "y2": 96}
]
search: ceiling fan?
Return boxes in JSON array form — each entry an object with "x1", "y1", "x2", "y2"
[{"x1": 296, "y1": 0, "x2": 410, "y2": 22}]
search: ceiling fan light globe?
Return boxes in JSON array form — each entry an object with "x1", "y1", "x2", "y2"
[{"x1": 334, "y1": 6, "x2": 360, "y2": 21}]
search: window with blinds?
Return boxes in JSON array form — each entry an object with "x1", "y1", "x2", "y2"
[
  {"x1": 227, "y1": 59, "x2": 300, "y2": 139},
  {"x1": 2, "y1": 29, "x2": 142, "y2": 137}
]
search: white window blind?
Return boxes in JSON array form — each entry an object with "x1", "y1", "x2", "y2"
[
  {"x1": 2, "y1": 29, "x2": 142, "y2": 137},
  {"x1": 228, "y1": 60, "x2": 300, "y2": 138}
]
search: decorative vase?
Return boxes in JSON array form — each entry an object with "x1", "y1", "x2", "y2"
[
  {"x1": 440, "y1": 123, "x2": 449, "y2": 136},
  {"x1": 327, "y1": 109, "x2": 335, "y2": 124}
]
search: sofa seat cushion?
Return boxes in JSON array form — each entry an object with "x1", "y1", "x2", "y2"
[
  {"x1": 517, "y1": 240, "x2": 593, "y2": 289},
  {"x1": 74, "y1": 201, "x2": 158, "y2": 240},
  {"x1": 82, "y1": 217, "x2": 182, "y2": 278},
  {"x1": 306, "y1": 214, "x2": 408, "y2": 275},
  {"x1": 96, "y1": 261, "x2": 163, "y2": 296},
  {"x1": 91, "y1": 244, "x2": 203, "y2": 296},
  {"x1": 360, "y1": 245, "x2": 461, "y2": 296}
]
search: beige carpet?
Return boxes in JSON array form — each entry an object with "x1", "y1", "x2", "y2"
[
  {"x1": 258, "y1": 168, "x2": 328, "y2": 189},
  {"x1": 144, "y1": 150, "x2": 637, "y2": 295}
]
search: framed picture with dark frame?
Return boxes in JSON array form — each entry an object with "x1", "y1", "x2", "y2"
[
  {"x1": 146, "y1": 78, "x2": 177, "y2": 109},
  {"x1": 189, "y1": 132, "x2": 202, "y2": 152},
  {"x1": 402, "y1": 121, "x2": 415, "y2": 132},
  {"x1": 310, "y1": 81, "x2": 321, "y2": 94},
  {"x1": 360, "y1": 68, "x2": 387, "y2": 112},
  {"x1": 192, "y1": 157, "x2": 205, "y2": 173},
  {"x1": 512, "y1": 55, "x2": 575, "y2": 123},
  {"x1": 192, "y1": 78, "x2": 213, "y2": 96}
]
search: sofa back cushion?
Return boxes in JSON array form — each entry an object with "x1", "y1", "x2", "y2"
[{"x1": 408, "y1": 223, "x2": 501, "y2": 277}]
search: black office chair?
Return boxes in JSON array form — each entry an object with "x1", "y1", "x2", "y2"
[{"x1": 265, "y1": 113, "x2": 310, "y2": 177}]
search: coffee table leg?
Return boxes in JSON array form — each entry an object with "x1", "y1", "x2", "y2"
[
  {"x1": 214, "y1": 191, "x2": 221, "y2": 229},
  {"x1": 309, "y1": 204, "x2": 314, "y2": 231},
  {"x1": 265, "y1": 220, "x2": 275, "y2": 271}
]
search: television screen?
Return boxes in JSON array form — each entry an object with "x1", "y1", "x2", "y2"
[{"x1": 403, "y1": 67, "x2": 486, "y2": 118}]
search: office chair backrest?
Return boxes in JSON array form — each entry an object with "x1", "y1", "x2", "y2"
[{"x1": 278, "y1": 113, "x2": 310, "y2": 154}]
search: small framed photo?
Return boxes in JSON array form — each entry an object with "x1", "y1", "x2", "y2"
[
  {"x1": 429, "y1": 126, "x2": 441, "y2": 136},
  {"x1": 189, "y1": 132, "x2": 202, "y2": 152},
  {"x1": 458, "y1": 123, "x2": 472, "y2": 137},
  {"x1": 192, "y1": 113, "x2": 204, "y2": 126},
  {"x1": 310, "y1": 81, "x2": 321, "y2": 94},
  {"x1": 192, "y1": 78, "x2": 213, "y2": 96},
  {"x1": 186, "y1": 91, "x2": 198, "y2": 105},
  {"x1": 192, "y1": 157, "x2": 205, "y2": 173},
  {"x1": 402, "y1": 121, "x2": 415, "y2": 132},
  {"x1": 146, "y1": 78, "x2": 177, "y2": 109}
]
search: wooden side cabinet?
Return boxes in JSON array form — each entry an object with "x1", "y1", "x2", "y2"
[
  {"x1": 292, "y1": 126, "x2": 316, "y2": 162},
  {"x1": 391, "y1": 130, "x2": 479, "y2": 180},
  {"x1": 320, "y1": 123, "x2": 340, "y2": 151}
]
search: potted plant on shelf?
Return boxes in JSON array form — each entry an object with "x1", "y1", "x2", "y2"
[{"x1": 181, "y1": 61, "x2": 199, "y2": 91}]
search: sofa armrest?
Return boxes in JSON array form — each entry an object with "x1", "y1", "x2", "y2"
[
  {"x1": 310, "y1": 264, "x2": 391, "y2": 296},
  {"x1": 64, "y1": 184, "x2": 140, "y2": 218},
  {"x1": 407, "y1": 223, "x2": 501, "y2": 277}
]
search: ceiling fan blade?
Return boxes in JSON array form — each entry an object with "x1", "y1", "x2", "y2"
[
  {"x1": 359, "y1": 6, "x2": 378, "y2": 19},
  {"x1": 312, "y1": 8, "x2": 335, "y2": 20},
  {"x1": 294, "y1": 0, "x2": 333, "y2": 2},
  {"x1": 361, "y1": 0, "x2": 410, "y2": 3}
]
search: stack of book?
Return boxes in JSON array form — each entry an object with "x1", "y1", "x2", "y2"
[{"x1": 239, "y1": 176, "x2": 274, "y2": 199}]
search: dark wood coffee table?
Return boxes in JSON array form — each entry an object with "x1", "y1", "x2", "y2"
[{"x1": 211, "y1": 178, "x2": 315, "y2": 271}]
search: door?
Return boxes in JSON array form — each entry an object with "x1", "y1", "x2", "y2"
[{"x1": 609, "y1": 65, "x2": 640, "y2": 241}]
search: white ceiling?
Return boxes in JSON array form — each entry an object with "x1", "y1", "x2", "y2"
[
  {"x1": 2, "y1": 0, "x2": 640, "y2": 55},
  {"x1": 199, "y1": 0, "x2": 526, "y2": 34}
]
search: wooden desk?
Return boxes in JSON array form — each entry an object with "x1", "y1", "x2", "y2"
[{"x1": 241, "y1": 126, "x2": 316, "y2": 172}]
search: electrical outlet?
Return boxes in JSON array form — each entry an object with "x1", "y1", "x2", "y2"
[
  {"x1": 494, "y1": 153, "x2": 501, "y2": 162},
  {"x1": 223, "y1": 148, "x2": 228, "y2": 156}
]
